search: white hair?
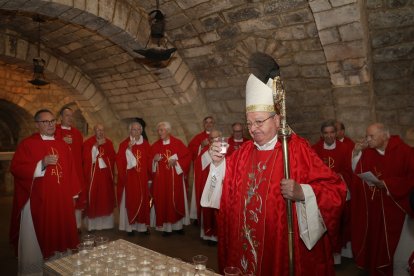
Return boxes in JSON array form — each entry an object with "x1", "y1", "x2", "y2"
[
  {"x1": 129, "y1": 121, "x2": 142, "y2": 131},
  {"x1": 157, "y1": 121, "x2": 171, "y2": 132}
]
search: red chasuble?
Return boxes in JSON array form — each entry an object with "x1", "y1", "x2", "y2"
[
  {"x1": 55, "y1": 124, "x2": 86, "y2": 209},
  {"x1": 150, "y1": 136, "x2": 191, "y2": 226},
  {"x1": 116, "y1": 138, "x2": 152, "y2": 225},
  {"x1": 351, "y1": 136, "x2": 414, "y2": 276},
  {"x1": 312, "y1": 140, "x2": 353, "y2": 253},
  {"x1": 194, "y1": 147, "x2": 218, "y2": 237},
  {"x1": 218, "y1": 134, "x2": 346, "y2": 276},
  {"x1": 10, "y1": 134, "x2": 80, "y2": 258},
  {"x1": 227, "y1": 137, "x2": 249, "y2": 156},
  {"x1": 339, "y1": 136, "x2": 355, "y2": 155},
  {"x1": 83, "y1": 136, "x2": 115, "y2": 218},
  {"x1": 188, "y1": 131, "x2": 209, "y2": 161}
]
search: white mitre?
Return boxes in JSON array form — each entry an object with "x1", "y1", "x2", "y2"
[{"x1": 245, "y1": 74, "x2": 275, "y2": 113}]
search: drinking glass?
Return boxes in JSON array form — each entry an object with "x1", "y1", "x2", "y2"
[
  {"x1": 192, "y1": 255, "x2": 208, "y2": 275},
  {"x1": 224, "y1": 266, "x2": 242, "y2": 275},
  {"x1": 220, "y1": 137, "x2": 229, "y2": 154},
  {"x1": 82, "y1": 234, "x2": 96, "y2": 249}
]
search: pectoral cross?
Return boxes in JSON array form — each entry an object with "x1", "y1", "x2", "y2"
[{"x1": 135, "y1": 150, "x2": 142, "y2": 172}]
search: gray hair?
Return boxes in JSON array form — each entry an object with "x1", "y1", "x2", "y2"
[
  {"x1": 157, "y1": 121, "x2": 172, "y2": 132},
  {"x1": 129, "y1": 121, "x2": 143, "y2": 131},
  {"x1": 320, "y1": 119, "x2": 337, "y2": 132}
]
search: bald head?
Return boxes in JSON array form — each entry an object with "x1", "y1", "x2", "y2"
[
  {"x1": 94, "y1": 123, "x2": 105, "y2": 140},
  {"x1": 366, "y1": 123, "x2": 390, "y2": 150}
]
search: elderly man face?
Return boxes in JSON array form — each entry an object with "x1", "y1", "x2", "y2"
[
  {"x1": 129, "y1": 123, "x2": 142, "y2": 140},
  {"x1": 232, "y1": 123, "x2": 244, "y2": 140},
  {"x1": 157, "y1": 124, "x2": 170, "y2": 141},
  {"x1": 94, "y1": 124, "x2": 105, "y2": 140},
  {"x1": 36, "y1": 111, "x2": 56, "y2": 137},
  {"x1": 246, "y1": 111, "x2": 279, "y2": 146},
  {"x1": 322, "y1": 126, "x2": 336, "y2": 146},
  {"x1": 366, "y1": 124, "x2": 388, "y2": 150}
]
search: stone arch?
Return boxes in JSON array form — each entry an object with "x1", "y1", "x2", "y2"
[
  {"x1": 0, "y1": 99, "x2": 35, "y2": 149},
  {"x1": 0, "y1": 1, "x2": 207, "y2": 143}
]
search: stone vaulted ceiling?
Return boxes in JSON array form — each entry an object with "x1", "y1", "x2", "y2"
[{"x1": 0, "y1": 0, "x2": 413, "y2": 148}]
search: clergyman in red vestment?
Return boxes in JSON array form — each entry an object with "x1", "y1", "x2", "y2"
[
  {"x1": 335, "y1": 121, "x2": 355, "y2": 154},
  {"x1": 227, "y1": 122, "x2": 249, "y2": 156},
  {"x1": 312, "y1": 119, "x2": 353, "y2": 264},
  {"x1": 150, "y1": 122, "x2": 192, "y2": 235},
  {"x1": 116, "y1": 122, "x2": 151, "y2": 235},
  {"x1": 83, "y1": 124, "x2": 116, "y2": 231},
  {"x1": 189, "y1": 116, "x2": 215, "y2": 222},
  {"x1": 202, "y1": 74, "x2": 346, "y2": 276},
  {"x1": 193, "y1": 129, "x2": 222, "y2": 242},
  {"x1": 10, "y1": 109, "x2": 80, "y2": 274},
  {"x1": 55, "y1": 107, "x2": 86, "y2": 229},
  {"x1": 351, "y1": 123, "x2": 414, "y2": 276}
]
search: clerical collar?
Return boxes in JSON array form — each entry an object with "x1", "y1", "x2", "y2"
[
  {"x1": 338, "y1": 137, "x2": 344, "y2": 142},
  {"x1": 376, "y1": 148, "x2": 385, "y2": 156},
  {"x1": 41, "y1": 134, "x2": 55, "y2": 140},
  {"x1": 61, "y1": 125, "x2": 71, "y2": 130},
  {"x1": 254, "y1": 134, "x2": 278, "y2": 151},
  {"x1": 206, "y1": 130, "x2": 210, "y2": 135},
  {"x1": 233, "y1": 137, "x2": 244, "y2": 142},
  {"x1": 324, "y1": 141, "x2": 336, "y2": 150},
  {"x1": 162, "y1": 138, "x2": 170, "y2": 145},
  {"x1": 130, "y1": 135, "x2": 143, "y2": 145}
]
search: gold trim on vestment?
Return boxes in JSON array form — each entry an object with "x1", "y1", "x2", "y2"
[{"x1": 246, "y1": 104, "x2": 275, "y2": 112}]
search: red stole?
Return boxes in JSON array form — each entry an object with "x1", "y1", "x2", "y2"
[
  {"x1": 116, "y1": 138, "x2": 151, "y2": 224},
  {"x1": 83, "y1": 136, "x2": 115, "y2": 218},
  {"x1": 10, "y1": 134, "x2": 79, "y2": 258},
  {"x1": 150, "y1": 136, "x2": 191, "y2": 226},
  {"x1": 55, "y1": 125, "x2": 86, "y2": 209},
  {"x1": 351, "y1": 136, "x2": 414, "y2": 275},
  {"x1": 218, "y1": 135, "x2": 346, "y2": 276}
]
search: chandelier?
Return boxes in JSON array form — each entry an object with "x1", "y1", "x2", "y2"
[{"x1": 28, "y1": 15, "x2": 49, "y2": 87}]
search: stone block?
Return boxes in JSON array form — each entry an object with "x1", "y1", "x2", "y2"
[
  {"x1": 373, "y1": 42, "x2": 414, "y2": 63},
  {"x1": 165, "y1": 13, "x2": 190, "y2": 30},
  {"x1": 301, "y1": 65, "x2": 330, "y2": 78},
  {"x1": 238, "y1": 16, "x2": 282, "y2": 32},
  {"x1": 373, "y1": 61, "x2": 411, "y2": 80},
  {"x1": 264, "y1": 0, "x2": 308, "y2": 14},
  {"x1": 225, "y1": 99, "x2": 245, "y2": 113},
  {"x1": 339, "y1": 22, "x2": 363, "y2": 41},
  {"x1": 274, "y1": 25, "x2": 307, "y2": 40},
  {"x1": 182, "y1": 45, "x2": 214, "y2": 58},
  {"x1": 374, "y1": 79, "x2": 407, "y2": 96},
  {"x1": 176, "y1": 0, "x2": 209, "y2": 9},
  {"x1": 281, "y1": 8, "x2": 313, "y2": 25},
  {"x1": 55, "y1": 60, "x2": 69, "y2": 79},
  {"x1": 158, "y1": 77, "x2": 177, "y2": 88},
  {"x1": 294, "y1": 51, "x2": 326, "y2": 65},
  {"x1": 314, "y1": 4, "x2": 360, "y2": 30},
  {"x1": 200, "y1": 15, "x2": 225, "y2": 32},
  {"x1": 319, "y1": 28, "x2": 340, "y2": 45},
  {"x1": 331, "y1": 0, "x2": 357, "y2": 7},
  {"x1": 98, "y1": 0, "x2": 115, "y2": 22},
  {"x1": 369, "y1": 8, "x2": 414, "y2": 29},
  {"x1": 180, "y1": 37, "x2": 202, "y2": 48},
  {"x1": 113, "y1": 1, "x2": 130, "y2": 29},
  {"x1": 324, "y1": 41, "x2": 365, "y2": 61},
  {"x1": 200, "y1": 31, "x2": 220, "y2": 44},
  {"x1": 82, "y1": 83, "x2": 96, "y2": 100},
  {"x1": 46, "y1": 55, "x2": 58, "y2": 72},
  {"x1": 308, "y1": 0, "x2": 331, "y2": 12},
  {"x1": 224, "y1": 6, "x2": 261, "y2": 23},
  {"x1": 16, "y1": 39, "x2": 28, "y2": 60}
]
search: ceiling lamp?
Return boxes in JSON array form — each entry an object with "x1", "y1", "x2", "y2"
[
  {"x1": 28, "y1": 15, "x2": 49, "y2": 88},
  {"x1": 133, "y1": 0, "x2": 176, "y2": 68}
]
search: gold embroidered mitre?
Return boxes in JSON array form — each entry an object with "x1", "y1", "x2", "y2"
[{"x1": 245, "y1": 74, "x2": 275, "y2": 113}]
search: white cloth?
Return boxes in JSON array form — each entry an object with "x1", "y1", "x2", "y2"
[
  {"x1": 393, "y1": 215, "x2": 414, "y2": 276},
  {"x1": 323, "y1": 141, "x2": 336, "y2": 150},
  {"x1": 118, "y1": 189, "x2": 148, "y2": 232}
]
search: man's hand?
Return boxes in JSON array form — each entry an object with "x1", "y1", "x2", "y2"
[
  {"x1": 128, "y1": 138, "x2": 135, "y2": 149},
  {"x1": 201, "y1": 138, "x2": 209, "y2": 148},
  {"x1": 154, "y1": 154, "x2": 162, "y2": 162},
  {"x1": 42, "y1": 154, "x2": 59, "y2": 168},
  {"x1": 63, "y1": 135, "x2": 72, "y2": 144},
  {"x1": 168, "y1": 158, "x2": 177, "y2": 168},
  {"x1": 280, "y1": 179, "x2": 305, "y2": 201},
  {"x1": 353, "y1": 138, "x2": 368, "y2": 156},
  {"x1": 208, "y1": 140, "x2": 225, "y2": 166}
]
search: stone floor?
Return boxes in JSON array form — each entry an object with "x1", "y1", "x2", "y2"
[{"x1": 0, "y1": 194, "x2": 365, "y2": 275}]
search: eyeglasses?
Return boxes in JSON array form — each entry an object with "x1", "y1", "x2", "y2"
[
  {"x1": 36, "y1": 119, "x2": 56, "y2": 125},
  {"x1": 246, "y1": 115, "x2": 274, "y2": 130}
]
